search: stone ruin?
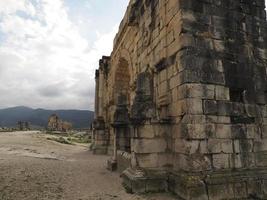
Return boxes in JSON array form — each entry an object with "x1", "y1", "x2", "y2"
[
  {"x1": 93, "y1": 0, "x2": 267, "y2": 199},
  {"x1": 17, "y1": 121, "x2": 30, "y2": 131},
  {"x1": 47, "y1": 114, "x2": 72, "y2": 132}
]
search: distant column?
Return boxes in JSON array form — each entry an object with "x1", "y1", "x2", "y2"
[{"x1": 94, "y1": 70, "x2": 100, "y2": 118}]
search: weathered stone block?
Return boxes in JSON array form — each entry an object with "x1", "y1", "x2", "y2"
[
  {"x1": 175, "y1": 139, "x2": 208, "y2": 154},
  {"x1": 132, "y1": 139, "x2": 167, "y2": 154},
  {"x1": 254, "y1": 139, "x2": 267, "y2": 152},
  {"x1": 247, "y1": 180, "x2": 264, "y2": 199},
  {"x1": 233, "y1": 182, "x2": 248, "y2": 199},
  {"x1": 203, "y1": 100, "x2": 217, "y2": 115},
  {"x1": 215, "y1": 85, "x2": 230, "y2": 101},
  {"x1": 178, "y1": 83, "x2": 215, "y2": 100},
  {"x1": 208, "y1": 139, "x2": 233, "y2": 154},
  {"x1": 215, "y1": 124, "x2": 232, "y2": 139},
  {"x1": 181, "y1": 114, "x2": 206, "y2": 124},
  {"x1": 217, "y1": 100, "x2": 232, "y2": 116},
  {"x1": 137, "y1": 153, "x2": 159, "y2": 168},
  {"x1": 184, "y1": 99, "x2": 203, "y2": 115},
  {"x1": 212, "y1": 154, "x2": 230, "y2": 169},
  {"x1": 208, "y1": 184, "x2": 234, "y2": 200},
  {"x1": 182, "y1": 123, "x2": 215, "y2": 139},
  {"x1": 229, "y1": 154, "x2": 243, "y2": 169}
]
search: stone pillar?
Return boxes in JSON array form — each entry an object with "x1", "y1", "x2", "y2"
[
  {"x1": 94, "y1": 70, "x2": 99, "y2": 118},
  {"x1": 92, "y1": 61, "x2": 109, "y2": 155},
  {"x1": 166, "y1": 0, "x2": 267, "y2": 199},
  {"x1": 107, "y1": 94, "x2": 129, "y2": 171},
  {"x1": 122, "y1": 72, "x2": 169, "y2": 193},
  {"x1": 98, "y1": 70, "x2": 104, "y2": 117}
]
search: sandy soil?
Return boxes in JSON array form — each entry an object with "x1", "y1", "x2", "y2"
[{"x1": 0, "y1": 131, "x2": 176, "y2": 200}]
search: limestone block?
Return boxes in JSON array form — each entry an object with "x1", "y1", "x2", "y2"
[
  {"x1": 174, "y1": 153, "x2": 211, "y2": 172},
  {"x1": 255, "y1": 151, "x2": 267, "y2": 167},
  {"x1": 231, "y1": 124, "x2": 247, "y2": 139},
  {"x1": 168, "y1": 100, "x2": 184, "y2": 117},
  {"x1": 137, "y1": 153, "x2": 159, "y2": 168},
  {"x1": 178, "y1": 83, "x2": 215, "y2": 100},
  {"x1": 262, "y1": 106, "x2": 267, "y2": 117},
  {"x1": 188, "y1": 185, "x2": 209, "y2": 200},
  {"x1": 182, "y1": 124, "x2": 215, "y2": 139},
  {"x1": 158, "y1": 80, "x2": 168, "y2": 97},
  {"x1": 159, "y1": 69, "x2": 167, "y2": 83},
  {"x1": 212, "y1": 154, "x2": 230, "y2": 169},
  {"x1": 216, "y1": 116, "x2": 231, "y2": 123},
  {"x1": 174, "y1": 139, "x2": 207, "y2": 154},
  {"x1": 235, "y1": 139, "x2": 254, "y2": 153},
  {"x1": 208, "y1": 139, "x2": 233, "y2": 154},
  {"x1": 172, "y1": 124, "x2": 182, "y2": 139},
  {"x1": 181, "y1": 114, "x2": 206, "y2": 124},
  {"x1": 136, "y1": 153, "x2": 170, "y2": 169},
  {"x1": 132, "y1": 138, "x2": 167, "y2": 153},
  {"x1": 167, "y1": 30, "x2": 175, "y2": 46},
  {"x1": 157, "y1": 153, "x2": 172, "y2": 168},
  {"x1": 171, "y1": 87, "x2": 178, "y2": 102},
  {"x1": 220, "y1": 139, "x2": 233, "y2": 154},
  {"x1": 233, "y1": 140, "x2": 241, "y2": 153},
  {"x1": 138, "y1": 125, "x2": 156, "y2": 139},
  {"x1": 247, "y1": 180, "x2": 264, "y2": 199},
  {"x1": 190, "y1": 154, "x2": 212, "y2": 172},
  {"x1": 208, "y1": 184, "x2": 235, "y2": 200},
  {"x1": 173, "y1": 153, "x2": 189, "y2": 171},
  {"x1": 254, "y1": 139, "x2": 267, "y2": 152},
  {"x1": 229, "y1": 154, "x2": 242, "y2": 169},
  {"x1": 247, "y1": 124, "x2": 261, "y2": 140},
  {"x1": 169, "y1": 73, "x2": 181, "y2": 89},
  {"x1": 215, "y1": 85, "x2": 230, "y2": 100},
  {"x1": 262, "y1": 124, "x2": 267, "y2": 138},
  {"x1": 215, "y1": 124, "x2": 232, "y2": 139},
  {"x1": 177, "y1": 33, "x2": 195, "y2": 51},
  {"x1": 217, "y1": 100, "x2": 232, "y2": 116},
  {"x1": 183, "y1": 99, "x2": 203, "y2": 115},
  {"x1": 233, "y1": 182, "x2": 248, "y2": 199},
  {"x1": 206, "y1": 115, "x2": 231, "y2": 124},
  {"x1": 146, "y1": 178, "x2": 168, "y2": 193},
  {"x1": 203, "y1": 100, "x2": 217, "y2": 115}
]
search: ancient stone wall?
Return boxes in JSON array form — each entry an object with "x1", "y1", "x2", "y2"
[{"x1": 93, "y1": 0, "x2": 267, "y2": 199}]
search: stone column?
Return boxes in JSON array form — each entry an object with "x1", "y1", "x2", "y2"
[
  {"x1": 98, "y1": 69, "x2": 104, "y2": 117},
  {"x1": 94, "y1": 70, "x2": 99, "y2": 118},
  {"x1": 107, "y1": 94, "x2": 129, "y2": 171},
  {"x1": 92, "y1": 67, "x2": 108, "y2": 155}
]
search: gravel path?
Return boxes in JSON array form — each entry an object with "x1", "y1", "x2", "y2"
[{"x1": 0, "y1": 131, "x2": 176, "y2": 200}]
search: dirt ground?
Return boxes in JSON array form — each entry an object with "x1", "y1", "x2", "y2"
[{"x1": 0, "y1": 131, "x2": 176, "y2": 200}]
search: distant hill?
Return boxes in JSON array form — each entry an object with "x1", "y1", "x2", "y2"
[{"x1": 0, "y1": 106, "x2": 94, "y2": 129}]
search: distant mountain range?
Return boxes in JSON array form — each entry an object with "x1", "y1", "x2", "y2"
[{"x1": 0, "y1": 106, "x2": 94, "y2": 129}]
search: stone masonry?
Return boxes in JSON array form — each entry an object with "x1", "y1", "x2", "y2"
[{"x1": 93, "y1": 0, "x2": 267, "y2": 199}]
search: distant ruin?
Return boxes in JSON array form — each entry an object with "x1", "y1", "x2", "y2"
[
  {"x1": 17, "y1": 121, "x2": 30, "y2": 131},
  {"x1": 93, "y1": 0, "x2": 267, "y2": 199},
  {"x1": 47, "y1": 114, "x2": 72, "y2": 132}
]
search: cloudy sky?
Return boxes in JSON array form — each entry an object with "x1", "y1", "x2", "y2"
[
  {"x1": 0, "y1": 0, "x2": 128, "y2": 110},
  {"x1": 0, "y1": 1, "x2": 266, "y2": 111}
]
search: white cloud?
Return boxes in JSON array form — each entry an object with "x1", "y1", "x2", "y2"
[{"x1": 0, "y1": 0, "x2": 118, "y2": 110}]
